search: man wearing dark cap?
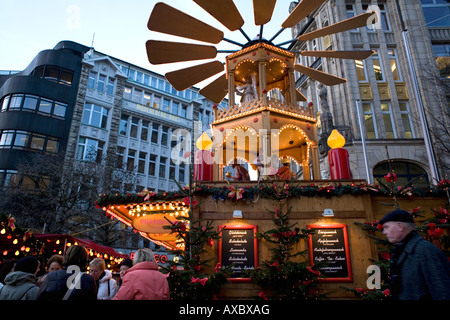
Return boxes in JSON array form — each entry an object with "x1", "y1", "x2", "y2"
[
  {"x1": 379, "y1": 209, "x2": 450, "y2": 300},
  {"x1": 0, "y1": 256, "x2": 40, "y2": 300}
]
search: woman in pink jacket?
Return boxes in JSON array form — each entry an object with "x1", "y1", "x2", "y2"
[{"x1": 113, "y1": 248, "x2": 169, "y2": 300}]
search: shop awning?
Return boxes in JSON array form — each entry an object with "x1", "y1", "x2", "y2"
[{"x1": 34, "y1": 234, "x2": 128, "y2": 260}]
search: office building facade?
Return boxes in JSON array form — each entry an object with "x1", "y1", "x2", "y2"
[
  {"x1": 290, "y1": 0, "x2": 450, "y2": 186},
  {"x1": 0, "y1": 41, "x2": 222, "y2": 251}
]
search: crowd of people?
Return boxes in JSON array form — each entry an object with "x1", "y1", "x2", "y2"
[{"x1": 0, "y1": 246, "x2": 169, "y2": 300}]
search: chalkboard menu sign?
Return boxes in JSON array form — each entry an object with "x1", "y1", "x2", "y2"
[
  {"x1": 218, "y1": 225, "x2": 258, "y2": 282},
  {"x1": 308, "y1": 224, "x2": 353, "y2": 282}
]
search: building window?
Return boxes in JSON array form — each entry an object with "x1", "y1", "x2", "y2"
[
  {"x1": 9, "y1": 95, "x2": 23, "y2": 110},
  {"x1": 138, "y1": 152, "x2": 147, "y2": 174},
  {"x1": 159, "y1": 156, "x2": 167, "y2": 178},
  {"x1": 76, "y1": 137, "x2": 104, "y2": 162},
  {"x1": 97, "y1": 75, "x2": 106, "y2": 92},
  {"x1": 33, "y1": 65, "x2": 73, "y2": 86},
  {"x1": 380, "y1": 103, "x2": 396, "y2": 139},
  {"x1": 130, "y1": 117, "x2": 139, "y2": 138},
  {"x1": 60, "y1": 69, "x2": 74, "y2": 85},
  {"x1": 23, "y1": 95, "x2": 39, "y2": 111},
  {"x1": 143, "y1": 92, "x2": 151, "y2": 106},
  {"x1": 169, "y1": 162, "x2": 176, "y2": 180},
  {"x1": 388, "y1": 50, "x2": 402, "y2": 81},
  {"x1": 433, "y1": 44, "x2": 450, "y2": 78},
  {"x1": 127, "y1": 149, "x2": 136, "y2": 171},
  {"x1": 53, "y1": 102, "x2": 67, "y2": 118},
  {"x1": 107, "y1": 78, "x2": 115, "y2": 95},
  {"x1": 43, "y1": 66, "x2": 60, "y2": 82},
  {"x1": 0, "y1": 94, "x2": 67, "y2": 119},
  {"x1": 0, "y1": 130, "x2": 60, "y2": 153},
  {"x1": 0, "y1": 130, "x2": 15, "y2": 147},
  {"x1": 153, "y1": 96, "x2": 161, "y2": 109},
  {"x1": 128, "y1": 69, "x2": 135, "y2": 81},
  {"x1": 399, "y1": 103, "x2": 415, "y2": 138},
  {"x1": 116, "y1": 146, "x2": 125, "y2": 169},
  {"x1": 81, "y1": 103, "x2": 108, "y2": 129},
  {"x1": 88, "y1": 71, "x2": 96, "y2": 89},
  {"x1": 373, "y1": 161, "x2": 429, "y2": 188},
  {"x1": 119, "y1": 115, "x2": 128, "y2": 136},
  {"x1": 144, "y1": 74, "x2": 150, "y2": 86},
  {"x1": 151, "y1": 124, "x2": 159, "y2": 144},
  {"x1": 133, "y1": 89, "x2": 142, "y2": 103},
  {"x1": 372, "y1": 51, "x2": 384, "y2": 81},
  {"x1": 161, "y1": 126, "x2": 169, "y2": 146},
  {"x1": 136, "y1": 72, "x2": 143, "y2": 83},
  {"x1": 124, "y1": 87, "x2": 132, "y2": 100},
  {"x1": 38, "y1": 98, "x2": 53, "y2": 114},
  {"x1": 141, "y1": 120, "x2": 149, "y2": 141},
  {"x1": 151, "y1": 76, "x2": 157, "y2": 88},
  {"x1": 46, "y1": 138, "x2": 60, "y2": 153},
  {"x1": 171, "y1": 101, "x2": 179, "y2": 115},
  {"x1": 179, "y1": 163, "x2": 186, "y2": 183},
  {"x1": 30, "y1": 134, "x2": 46, "y2": 151},
  {"x1": 362, "y1": 103, "x2": 378, "y2": 139},
  {"x1": 149, "y1": 154, "x2": 157, "y2": 176},
  {"x1": 422, "y1": 0, "x2": 450, "y2": 27},
  {"x1": 162, "y1": 98, "x2": 170, "y2": 112},
  {"x1": 181, "y1": 105, "x2": 187, "y2": 118},
  {"x1": 1, "y1": 96, "x2": 10, "y2": 112},
  {"x1": 0, "y1": 170, "x2": 19, "y2": 188}
]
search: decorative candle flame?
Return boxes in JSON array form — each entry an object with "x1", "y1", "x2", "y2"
[
  {"x1": 327, "y1": 129, "x2": 346, "y2": 149},
  {"x1": 196, "y1": 132, "x2": 213, "y2": 150}
]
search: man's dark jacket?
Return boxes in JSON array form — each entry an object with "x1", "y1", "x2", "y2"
[
  {"x1": 390, "y1": 232, "x2": 450, "y2": 300},
  {"x1": 37, "y1": 267, "x2": 97, "y2": 300}
]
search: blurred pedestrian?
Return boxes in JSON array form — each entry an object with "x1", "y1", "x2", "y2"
[
  {"x1": 37, "y1": 245, "x2": 97, "y2": 300},
  {"x1": 0, "y1": 256, "x2": 40, "y2": 300},
  {"x1": 46, "y1": 254, "x2": 64, "y2": 273},
  {"x1": 118, "y1": 258, "x2": 133, "y2": 288},
  {"x1": 89, "y1": 257, "x2": 117, "y2": 300},
  {"x1": 37, "y1": 254, "x2": 64, "y2": 287},
  {"x1": 0, "y1": 259, "x2": 16, "y2": 290},
  {"x1": 113, "y1": 249, "x2": 169, "y2": 300},
  {"x1": 380, "y1": 209, "x2": 450, "y2": 300}
]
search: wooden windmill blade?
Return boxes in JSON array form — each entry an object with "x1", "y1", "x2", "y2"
[
  {"x1": 253, "y1": 0, "x2": 277, "y2": 26},
  {"x1": 148, "y1": 2, "x2": 224, "y2": 44},
  {"x1": 296, "y1": 89, "x2": 307, "y2": 102},
  {"x1": 297, "y1": 11, "x2": 377, "y2": 41},
  {"x1": 300, "y1": 50, "x2": 374, "y2": 60},
  {"x1": 282, "y1": 0, "x2": 327, "y2": 28},
  {"x1": 193, "y1": 0, "x2": 244, "y2": 31},
  {"x1": 165, "y1": 61, "x2": 225, "y2": 92},
  {"x1": 146, "y1": 40, "x2": 218, "y2": 65},
  {"x1": 199, "y1": 73, "x2": 228, "y2": 103},
  {"x1": 294, "y1": 65, "x2": 347, "y2": 86}
]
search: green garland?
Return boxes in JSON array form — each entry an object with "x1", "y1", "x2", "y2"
[{"x1": 95, "y1": 180, "x2": 448, "y2": 208}]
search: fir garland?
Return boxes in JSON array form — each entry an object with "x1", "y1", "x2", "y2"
[{"x1": 95, "y1": 180, "x2": 448, "y2": 208}]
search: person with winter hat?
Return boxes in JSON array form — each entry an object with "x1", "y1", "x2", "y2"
[
  {"x1": 89, "y1": 258, "x2": 117, "y2": 300},
  {"x1": 0, "y1": 256, "x2": 40, "y2": 300},
  {"x1": 379, "y1": 209, "x2": 450, "y2": 300}
]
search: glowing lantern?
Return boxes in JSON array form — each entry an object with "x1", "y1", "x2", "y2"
[
  {"x1": 194, "y1": 132, "x2": 213, "y2": 181},
  {"x1": 327, "y1": 129, "x2": 351, "y2": 180}
]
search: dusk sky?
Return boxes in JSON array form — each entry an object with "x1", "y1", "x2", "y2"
[{"x1": 0, "y1": 0, "x2": 295, "y2": 76}]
